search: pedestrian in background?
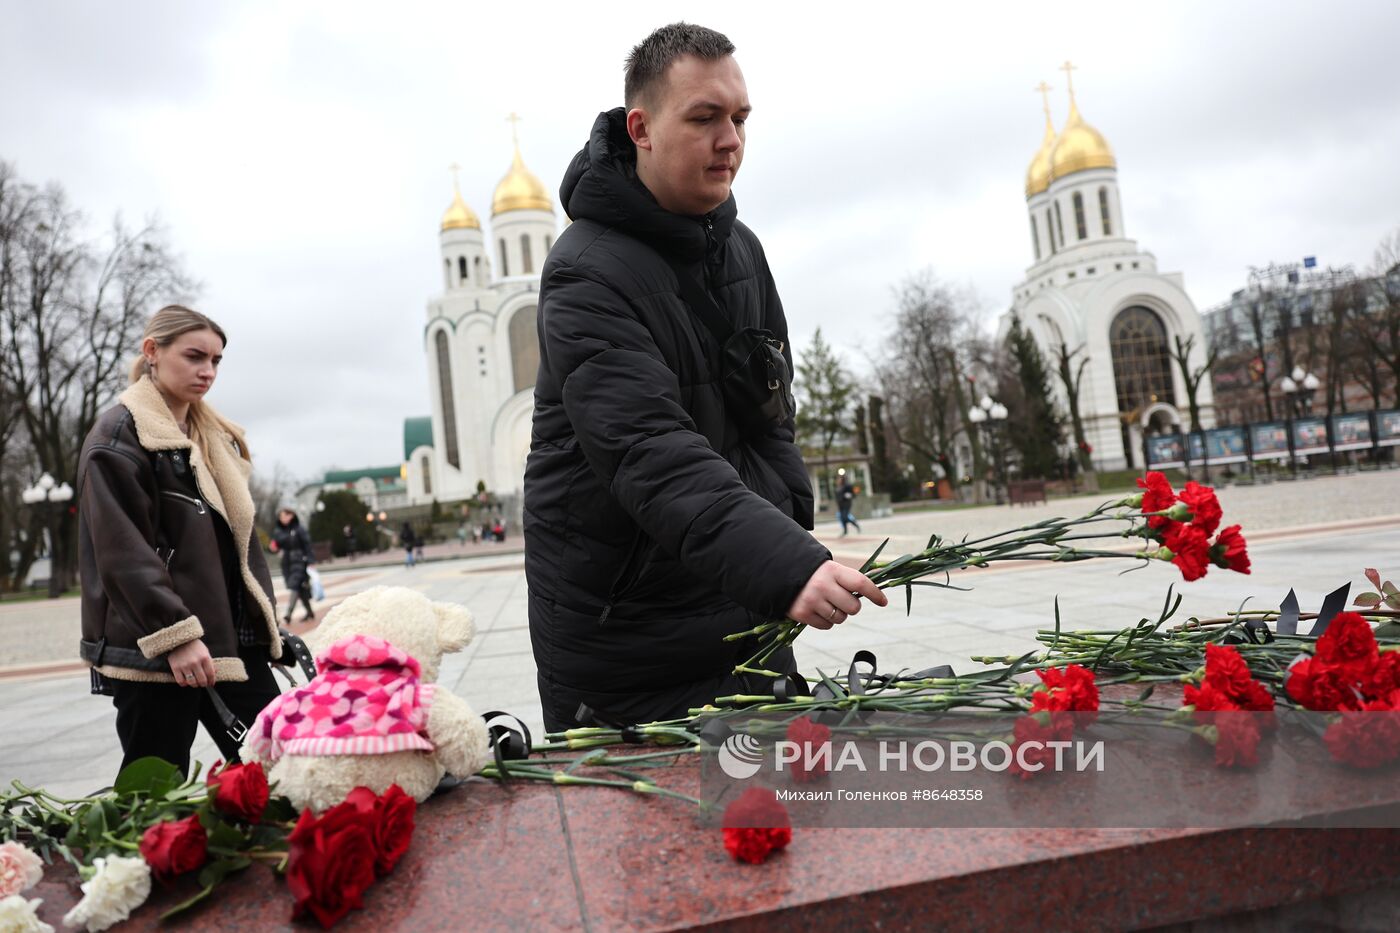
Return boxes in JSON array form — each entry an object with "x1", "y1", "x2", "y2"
[
  {"x1": 835, "y1": 470, "x2": 861, "y2": 536},
  {"x1": 270, "y1": 507, "x2": 316, "y2": 623},
  {"x1": 399, "y1": 521, "x2": 417, "y2": 567}
]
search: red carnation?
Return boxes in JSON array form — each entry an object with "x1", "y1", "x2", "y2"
[
  {"x1": 1286, "y1": 657, "x2": 1364, "y2": 712},
  {"x1": 1315, "y1": 612, "x2": 1380, "y2": 681},
  {"x1": 139, "y1": 814, "x2": 208, "y2": 881},
  {"x1": 1008, "y1": 710, "x2": 1076, "y2": 780},
  {"x1": 1031, "y1": 664, "x2": 1099, "y2": 721},
  {"x1": 1367, "y1": 651, "x2": 1400, "y2": 699},
  {"x1": 1201, "y1": 644, "x2": 1275, "y2": 713},
  {"x1": 1178, "y1": 481, "x2": 1223, "y2": 536},
  {"x1": 784, "y1": 716, "x2": 832, "y2": 784},
  {"x1": 1162, "y1": 523, "x2": 1211, "y2": 581},
  {"x1": 206, "y1": 760, "x2": 270, "y2": 823},
  {"x1": 1323, "y1": 699, "x2": 1400, "y2": 768},
  {"x1": 721, "y1": 788, "x2": 792, "y2": 864},
  {"x1": 1210, "y1": 711, "x2": 1262, "y2": 768},
  {"x1": 1137, "y1": 472, "x2": 1177, "y2": 529},
  {"x1": 1209, "y1": 525, "x2": 1250, "y2": 574},
  {"x1": 1183, "y1": 680, "x2": 1237, "y2": 717},
  {"x1": 286, "y1": 800, "x2": 377, "y2": 928},
  {"x1": 344, "y1": 785, "x2": 417, "y2": 876}
]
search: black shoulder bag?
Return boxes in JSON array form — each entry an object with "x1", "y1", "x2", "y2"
[{"x1": 664, "y1": 258, "x2": 795, "y2": 438}]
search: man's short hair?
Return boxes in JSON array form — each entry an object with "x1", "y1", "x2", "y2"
[{"x1": 624, "y1": 22, "x2": 735, "y2": 109}]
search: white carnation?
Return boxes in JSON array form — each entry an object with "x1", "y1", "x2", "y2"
[
  {"x1": 0, "y1": 841, "x2": 45, "y2": 896},
  {"x1": 61, "y1": 856, "x2": 151, "y2": 932},
  {"x1": 0, "y1": 895, "x2": 55, "y2": 933}
]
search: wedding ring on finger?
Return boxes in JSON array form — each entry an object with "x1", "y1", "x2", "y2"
[{"x1": 828, "y1": 606, "x2": 839, "y2": 622}]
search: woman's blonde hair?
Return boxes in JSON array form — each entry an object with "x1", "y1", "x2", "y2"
[{"x1": 129, "y1": 304, "x2": 251, "y2": 463}]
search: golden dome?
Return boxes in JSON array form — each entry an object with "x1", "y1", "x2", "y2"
[
  {"x1": 441, "y1": 167, "x2": 480, "y2": 231},
  {"x1": 1049, "y1": 66, "x2": 1115, "y2": 180},
  {"x1": 1025, "y1": 82, "x2": 1057, "y2": 198},
  {"x1": 491, "y1": 144, "x2": 552, "y2": 215}
]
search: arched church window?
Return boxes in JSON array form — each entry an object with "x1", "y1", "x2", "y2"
[
  {"x1": 1053, "y1": 201, "x2": 1065, "y2": 249},
  {"x1": 474, "y1": 256, "x2": 483, "y2": 285},
  {"x1": 1030, "y1": 216, "x2": 1041, "y2": 261},
  {"x1": 421, "y1": 455, "x2": 432, "y2": 496},
  {"x1": 1046, "y1": 208, "x2": 1057, "y2": 254},
  {"x1": 435, "y1": 330, "x2": 461, "y2": 469},
  {"x1": 545, "y1": 233, "x2": 553, "y2": 254},
  {"x1": 508, "y1": 304, "x2": 540, "y2": 394},
  {"x1": 1109, "y1": 306, "x2": 1176, "y2": 417},
  {"x1": 1073, "y1": 192, "x2": 1087, "y2": 241},
  {"x1": 1099, "y1": 188, "x2": 1113, "y2": 236},
  {"x1": 499, "y1": 239, "x2": 509, "y2": 277},
  {"x1": 458, "y1": 256, "x2": 469, "y2": 284},
  {"x1": 520, "y1": 234, "x2": 533, "y2": 275}
]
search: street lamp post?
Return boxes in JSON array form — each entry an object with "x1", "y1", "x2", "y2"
[
  {"x1": 967, "y1": 395, "x2": 1010, "y2": 503},
  {"x1": 21, "y1": 472, "x2": 74, "y2": 598},
  {"x1": 1278, "y1": 366, "x2": 1320, "y2": 476}
]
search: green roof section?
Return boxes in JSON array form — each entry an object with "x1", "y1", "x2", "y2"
[
  {"x1": 323, "y1": 465, "x2": 403, "y2": 484},
  {"x1": 404, "y1": 416, "x2": 434, "y2": 460}
]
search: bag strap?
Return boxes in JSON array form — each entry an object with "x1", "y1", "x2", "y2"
[
  {"x1": 662, "y1": 255, "x2": 735, "y2": 346},
  {"x1": 205, "y1": 686, "x2": 248, "y2": 742}
]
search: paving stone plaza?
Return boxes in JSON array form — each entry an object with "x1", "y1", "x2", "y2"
[{"x1": 2, "y1": 470, "x2": 1397, "y2": 800}]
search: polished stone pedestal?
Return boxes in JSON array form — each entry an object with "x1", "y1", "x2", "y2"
[{"x1": 28, "y1": 755, "x2": 1400, "y2": 931}]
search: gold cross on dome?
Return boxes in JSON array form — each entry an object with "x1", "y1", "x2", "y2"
[
  {"x1": 1059, "y1": 60, "x2": 1078, "y2": 102},
  {"x1": 1033, "y1": 81, "x2": 1053, "y2": 119},
  {"x1": 448, "y1": 162, "x2": 461, "y2": 184},
  {"x1": 506, "y1": 112, "x2": 522, "y2": 147}
]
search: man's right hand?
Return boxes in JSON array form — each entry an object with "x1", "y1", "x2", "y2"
[
  {"x1": 787, "y1": 560, "x2": 887, "y2": 629},
  {"x1": 167, "y1": 639, "x2": 216, "y2": 688}
]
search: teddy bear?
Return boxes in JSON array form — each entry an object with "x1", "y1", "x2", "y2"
[{"x1": 239, "y1": 585, "x2": 491, "y2": 813}]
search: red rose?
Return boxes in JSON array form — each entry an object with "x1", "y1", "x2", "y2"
[
  {"x1": 1210, "y1": 711, "x2": 1262, "y2": 768},
  {"x1": 1315, "y1": 612, "x2": 1379, "y2": 681},
  {"x1": 286, "y1": 801, "x2": 377, "y2": 928},
  {"x1": 344, "y1": 785, "x2": 417, "y2": 876},
  {"x1": 721, "y1": 788, "x2": 792, "y2": 864},
  {"x1": 1178, "y1": 481, "x2": 1223, "y2": 536},
  {"x1": 784, "y1": 717, "x2": 832, "y2": 784},
  {"x1": 1031, "y1": 664, "x2": 1099, "y2": 720},
  {"x1": 139, "y1": 814, "x2": 207, "y2": 881},
  {"x1": 1286, "y1": 657, "x2": 1363, "y2": 712},
  {"x1": 1209, "y1": 525, "x2": 1250, "y2": 574},
  {"x1": 1137, "y1": 472, "x2": 1176, "y2": 529},
  {"x1": 1323, "y1": 699, "x2": 1400, "y2": 768},
  {"x1": 1162, "y1": 524, "x2": 1210, "y2": 581},
  {"x1": 206, "y1": 760, "x2": 270, "y2": 822},
  {"x1": 1008, "y1": 710, "x2": 1075, "y2": 780}
]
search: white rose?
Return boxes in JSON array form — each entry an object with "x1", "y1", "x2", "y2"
[
  {"x1": 0, "y1": 895, "x2": 55, "y2": 933},
  {"x1": 60, "y1": 856, "x2": 151, "y2": 932}
]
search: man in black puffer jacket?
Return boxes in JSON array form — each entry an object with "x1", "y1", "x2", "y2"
[{"x1": 525, "y1": 23, "x2": 886, "y2": 731}]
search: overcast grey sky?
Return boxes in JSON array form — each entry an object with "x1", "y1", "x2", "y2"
[{"x1": 4, "y1": 1, "x2": 1398, "y2": 482}]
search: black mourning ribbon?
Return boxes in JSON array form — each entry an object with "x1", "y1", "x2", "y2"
[
  {"x1": 1277, "y1": 589, "x2": 1301, "y2": 636},
  {"x1": 481, "y1": 709, "x2": 534, "y2": 782},
  {"x1": 1308, "y1": 583, "x2": 1351, "y2": 637},
  {"x1": 1275, "y1": 583, "x2": 1351, "y2": 639}
]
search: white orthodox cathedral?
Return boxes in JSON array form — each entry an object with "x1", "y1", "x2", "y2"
[
  {"x1": 401, "y1": 133, "x2": 558, "y2": 509},
  {"x1": 1001, "y1": 66, "x2": 1214, "y2": 470}
]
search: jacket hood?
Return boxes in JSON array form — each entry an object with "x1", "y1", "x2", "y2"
[{"x1": 560, "y1": 108, "x2": 737, "y2": 258}]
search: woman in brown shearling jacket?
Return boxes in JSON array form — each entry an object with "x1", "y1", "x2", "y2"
[{"x1": 78, "y1": 305, "x2": 284, "y2": 776}]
